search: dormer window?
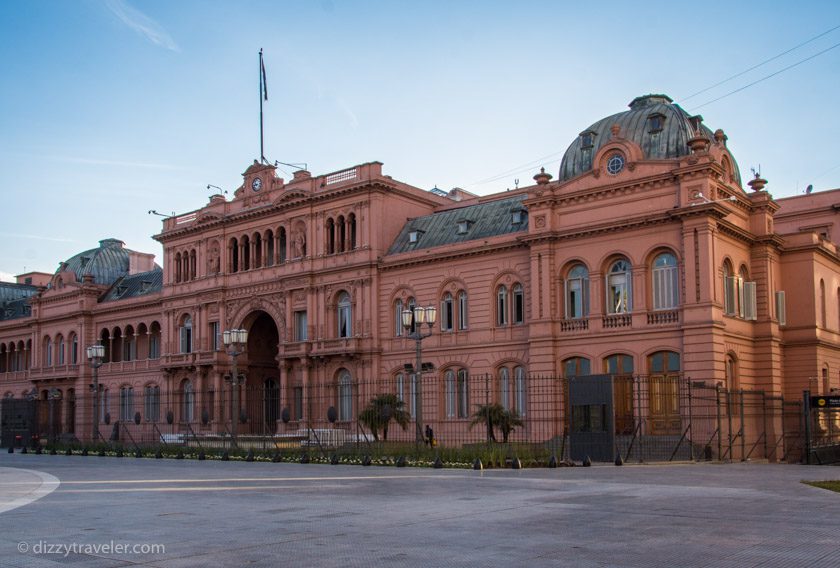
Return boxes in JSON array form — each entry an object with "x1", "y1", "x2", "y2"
[
  {"x1": 116, "y1": 285, "x2": 127, "y2": 297},
  {"x1": 512, "y1": 209, "x2": 526, "y2": 225},
  {"x1": 456, "y1": 220, "x2": 472, "y2": 235},
  {"x1": 409, "y1": 230, "x2": 423, "y2": 244},
  {"x1": 648, "y1": 113, "x2": 665, "y2": 133},
  {"x1": 141, "y1": 281, "x2": 152, "y2": 293},
  {"x1": 580, "y1": 131, "x2": 595, "y2": 149}
]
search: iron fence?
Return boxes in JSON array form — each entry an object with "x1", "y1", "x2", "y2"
[{"x1": 2, "y1": 374, "x2": 804, "y2": 464}]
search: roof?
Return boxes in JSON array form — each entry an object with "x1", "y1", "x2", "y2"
[
  {"x1": 56, "y1": 238, "x2": 141, "y2": 288},
  {"x1": 0, "y1": 282, "x2": 36, "y2": 321},
  {"x1": 101, "y1": 268, "x2": 163, "y2": 303},
  {"x1": 387, "y1": 194, "x2": 528, "y2": 254},
  {"x1": 559, "y1": 94, "x2": 742, "y2": 184}
]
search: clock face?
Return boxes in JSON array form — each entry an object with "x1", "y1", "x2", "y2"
[{"x1": 251, "y1": 177, "x2": 262, "y2": 191}]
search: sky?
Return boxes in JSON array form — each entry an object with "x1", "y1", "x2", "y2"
[{"x1": 1, "y1": 0, "x2": 839, "y2": 281}]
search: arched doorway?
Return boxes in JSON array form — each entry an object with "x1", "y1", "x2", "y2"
[{"x1": 239, "y1": 311, "x2": 280, "y2": 434}]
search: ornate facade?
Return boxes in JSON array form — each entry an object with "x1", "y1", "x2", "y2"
[{"x1": 2, "y1": 94, "x2": 839, "y2": 447}]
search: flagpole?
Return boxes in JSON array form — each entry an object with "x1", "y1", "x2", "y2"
[{"x1": 259, "y1": 48, "x2": 264, "y2": 163}]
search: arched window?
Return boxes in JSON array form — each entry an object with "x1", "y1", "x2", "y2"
[
  {"x1": 725, "y1": 354, "x2": 738, "y2": 390},
  {"x1": 513, "y1": 283, "x2": 525, "y2": 324},
  {"x1": 179, "y1": 316, "x2": 192, "y2": 354},
  {"x1": 189, "y1": 249, "x2": 197, "y2": 279},
  {"x1": 57, "y1": 335, "x2": 65, "y2": 366},
  {"x1": 723, "y1": 260, "x2": 736, "y2": 315},
  {"x1": 326, "y1": 218, "x2": 335, "y2": 254},
  {"x1": 241, "y1": 235, "x2": 251, "y2": 270},
  {"x1": 607, "y1": 258, "x2": 631, "y2": 314},
  {"x1": 337, "y1": 292, "x2": 352, "y2": 338},
  {"x1": 149, "y1": 322, "x2": 161, "y2": 359},
  {"x1": 123, "y1": 325, "x2": 135, "y2": 362},
  {"x1": 440, "y1": 292, "x2": 454, "y2": 332},
  {"x1": 253, "y1": 233, "x2": 262, "y2": 269},
  {"x1": 499, "y1": 367, "x2": 510, "y2": 410},
  {"x1": 348, "y1": 213, "x2": 357, "y2": 249},
  {"x1": 44, "y1": 336, "x2": 53, "y2": 367},
  {"x1": 338, "y1": 370, "x2": 352, "y2": 421},
  {"x1": 337, "y1": 215, "x2": 346, "y2": 252},
  {"x1": 563, "y1": 356, "x2": 591, "y2": 377},
  {"x1": 458, "y1": 291, "x2": 468, "y2": 330},
  {"x1": 565, "y1": 264, "x2": 589, "y2": 319},
  {"x1": 445, "y1": 368, "x2": 470, "y2": 419},
  {"x1": 175, "y1": 252, "x2": 182, "y2": 282},
  {"x1": 230, "y1": 238, "x2": 239, "y2": 273},
  {"x1": 119, "y1": 386, "x2": 134, "y2": 422},
  {"x1": 394, "y1": 298, "x2": 404, "y2": 337},
  {"x1": 182, "y1": 381, "x2": 194, "y2": 422},
  {"x1": 278, "y1": 227, "x2": 287, "y2": 263},
  {"x1": 652, "y1": 252, "x2": 679, "y2": 310},
  {"x1": 70, "y1": 333, "x2": 78, "y2": 365},
  {"x1": 497, "y1": 285, "x2": 508, "y2": 326},
  {"x1": 514, "y1": 366, "x2": 526, "y2": 416},
  {"x1": 144, "y1": 384, "x2": 160, "y2": 422},
  {"x1": 266, "y1": 229, "x2": 275, "y2": 267},
  {"x1": 820, "y1": 279, "x2": 826, "y2": 328}
]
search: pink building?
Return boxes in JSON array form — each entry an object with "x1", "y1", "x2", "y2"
[{"x1": 2, "y1": 94, "x2": 838, "y2": 459}]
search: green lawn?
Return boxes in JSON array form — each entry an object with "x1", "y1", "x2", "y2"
[{"x1": 803, "y1": 480, "x2": 840, "y2": 493}]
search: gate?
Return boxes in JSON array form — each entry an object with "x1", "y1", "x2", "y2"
[
  {"x1": 0, "y1": 398, "x2": 37, "y2": 448},
  {"x1": 805, "y1": 392, "x2": 840, "y2": 464},
  {"x1": 568, "y1": 374, "x2": 615, "y2": 462}
]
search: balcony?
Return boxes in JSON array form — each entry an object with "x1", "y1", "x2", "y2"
[
  {"x1": 602, "y1": 314, "x2": 632, "y2": 328},
  {"x1": 560, "y1": 318, "x2": 589, "y2": 332},
  {"x1": 282, "y1": 341, "x2": 311, "y2": 357},
  {"x1": 647, "y1": 309, "x2": 680, "y2": 325},
  {"x1": 313, "y1": 337, "x2": 359, "y2": 357}
]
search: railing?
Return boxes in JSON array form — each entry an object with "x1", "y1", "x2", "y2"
[
  {"x1": 325, "y1": 168, "x2": 358, "y2": 185},
  {"x1": 602, "y1": 313, "x2": 632, "y2": 328},
  {"x1": 647, "y1": 310, "x2": 680, "y2": 325},
  {"x1": 560, "y1": 318, "x2": 589, "y2": 332},
  {"x1": 175, "y1": 212, "x2": 197, "y2": 225}
]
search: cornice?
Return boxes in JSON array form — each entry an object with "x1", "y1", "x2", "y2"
[
  {"x1": 520, "y1": 211, "x2": 676, "y2": 245},
  {"x1": 380, "y1": 239, "x2": 526, "y2": 271}
]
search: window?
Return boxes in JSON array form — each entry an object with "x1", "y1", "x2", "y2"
[
  {"x1": 70, "y1": 334, "x2": 78, "y2": 365},
  {"x1": 338, "y1": 370, "x2": 352, "y2": 421},
  {"x1": 210, "y1": 321, "x2": 220, "y2": 351},
  {"x1": 725, "y1": 263, "x2": 756, "y2": 320},
  {"x1": 441, "y1": 293, "x2": 454, "y2": 332},
  {"x1": 396, "y1": 372, "x2": 405, "y2": 406},
  {"x1": 564, "y1": 357, "x2": 591, "y2": 377},
  {"x1": 337, "y1": 292, "x2": 352, "y2": 338},
  {"x1": 149, "y1": 322, "x2": 161, "y2": 359},
  {"x1": 394, "y1": 299, "x2": 404, "y2": 337},
  {"x1": 648, "y1": 113, "x2": 664, "y2": 133},
  {"x1": 45, "y1": 337, "x2": 53, "y2": 367},
  {"x1": 144, "y1": 384, "x2": 160, "y2": 422},
  {"x1": 566, "y1": 264, "x2": 590, "y2": 318},
  {"x1": 100, "y1": 388, "x2": 109, "y2": 423},
  {"x1": 409, "y1": 230, "x2": 421, "y2": 244},
  {"x1": 820, "y1": 279, "x2": 827, "y2": 328},
  {"x1": 512, "y1": 210, "x2": 526, "y2": 225},
  {"x1": 580, "y1": 131, "x2": 594, "y2": 148},
  {"x1": 445, "y1": 368, "x2": 470, "y2": 419},
  {"x1": 457, "y1": 220, "x2": 470, "y2": 235},
  {"x1": 497, "y1": 285, "x2": 508, "y2": 326},
  {"x1": 119, "y1": 386, "x2": 134, "y2": 422},
  {"x1": 513, "y1": 284, "x2": 524, "y2": 324},
  {"x1": 123, "y1": 327, "x2": 136, "y2": 361},
  {"x1": 293, "y1": 387, "x2": 303, "y2": 421},
  {"x1": 182, "y1": 381, "x2": 194, "y2": 422},
  {"x1": 57, "y1": 336, "x2": 65, "y2": 365},
  {"x1": 406, "y1": 298, "x2": 417, "y2": 334},
  {"x1": 499, "y1": 367, "x2": 510, "y2": 410},
  {"x1": 294, "y1": 311, "x2": 308, "y2": 341},
  {"x1": 775, "y1": 291, "x2": 786, "y2": 326},
  {"x1": 348, "y1": 213, "x2": 357, "y2": 250},
  {"x1": 457, "y1": 291, "x2": 468, "y2": 330},
  {"x1": 607, "y1": 259, "x2": 632, "y2": 313},
  {"x1": 326, "y1": 218, "x2": 335, "y2": 254},
  {"x1": 606, "y1": 153, "x2": 625, "y2": 175},
  {"x1": 514, "y1": 366, "x2": 526, "y2": 416},
  {"x1": 652, "y1": 252, "x2": 679, "y2": 310},
  {"x1": 723, "y1": 261, "x2": 737, "y2": 315},
  {"x1": 179, "y1": 316, "x2": 193, "y2": 354}
]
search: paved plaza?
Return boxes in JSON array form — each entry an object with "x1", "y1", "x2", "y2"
[{"x1": 0, "y1": 453, "x2": 838, "y2": 567}]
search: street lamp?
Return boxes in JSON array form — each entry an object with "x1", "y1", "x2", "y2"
[
  {"x1": 86, "y1": 344, "x2": 105, "y2": 442},
  {"x1": 402, "y1": 304, "x2": 437, "y2": 445},
  {"x1": 223, "y1": 328, "x2": 248, "y2": 447}
]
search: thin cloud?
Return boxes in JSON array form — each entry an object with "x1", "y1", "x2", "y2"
[
  {"x1": 49, "y1": 155, "x2": 186, "y2": 171},
  {"x1": 0, "y1": 232, "x2": 79, "y2": 244},
  {"x1": 104, "y1": 0, "x2": 180, "y2": 52}
]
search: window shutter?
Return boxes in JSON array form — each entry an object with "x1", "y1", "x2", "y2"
[
  {"x1": 775, "y1": 290, "x2": 786, "y2": 326},
  {"x1": 737, "y1": 277, "x2": 745, "y2": 318},
  {"x1": 724, "y1": 276, "x2": 736, "y2": 315},
  {"x1": 743, "y1": 281, "x2": 757, "y2": 320}
]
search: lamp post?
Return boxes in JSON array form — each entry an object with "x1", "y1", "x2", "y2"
[
  {"x1": 223, "y1": 329, "x2": 248, "y2": 447},
  {"x1": 86, "y1": 344, "x2": 104, "y2": 443},
  {"x1": 401, "y1": 304, "x2": 436, "y2": 446}
]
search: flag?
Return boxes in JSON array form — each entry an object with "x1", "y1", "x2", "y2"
[{"x1": 260, "y1": 50, "x2": 268, "y2": 101}]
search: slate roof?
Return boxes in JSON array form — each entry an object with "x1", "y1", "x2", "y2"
[
  {"x1": 559, "y1": 94, "x2": 742, "y2": 184},
  {"x1": 57, "y1": 238, "x2": 133, "y2": 288},
  {"x1": 387, "y1": 194, "x2": 528, "y2": 254},
  {"x1": 101, "y1": 268, "x2": 163, "y2": 303}
]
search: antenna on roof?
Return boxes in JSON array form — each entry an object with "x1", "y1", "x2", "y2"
[
  {"x1": 514, "y1": 178, "x2": 519, "y2": 189},
  {"x1": 148, "y1": 210, "x2": 173, "y2": 218},
  {"x1": 275, "y1": 160, "x2": 307, "y2": 171},
  {"x1": 806, "y1": 184, "x2": 814, "y2": 194},
  {"x1": 207, "y1": 184, "x2": 227, "y2": 195}
]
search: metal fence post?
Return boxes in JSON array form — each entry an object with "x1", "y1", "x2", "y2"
[
  {"x1": 803, "y1": 390, "x2": 811, "y2": 465},
  {"x1": 636, "y1": 374, "x2": 644, "y2": 463},
  {"x1": 716, "y1": 384, "x2": 722, "y2": 460},
  {"x1": 739, "y1": 388, "x2": 745, "y2": 461},
  {"x1": 762, "y1": 391, "x2": 768, "y2": 460},
  {"x1": 687, "y1": 377, "x2": 694, "y2": 462}
]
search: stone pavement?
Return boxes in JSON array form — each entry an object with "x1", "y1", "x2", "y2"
[{"x1": 0, "y1": 452, "x2": 838, "y2": 567}]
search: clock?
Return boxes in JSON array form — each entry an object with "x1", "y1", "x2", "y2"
[{"x1": 251, "y1": 177, "x2": 262, "y2": 191}]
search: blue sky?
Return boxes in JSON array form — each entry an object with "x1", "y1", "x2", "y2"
[{"x1": 2, "y1": 0, "x2": 839, "y2": 280}]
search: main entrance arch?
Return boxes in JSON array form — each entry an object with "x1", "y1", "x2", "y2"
[{"x1": 239, "y1": 310, "x2": 281, "y2": 434}]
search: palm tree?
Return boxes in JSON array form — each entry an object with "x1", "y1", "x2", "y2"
[
  {"x1": 469, "y1": 403, "x2": 524, "y2": 443},
  {"x1": 358, "y1": 394, "x2": 410, "y2": 441}
]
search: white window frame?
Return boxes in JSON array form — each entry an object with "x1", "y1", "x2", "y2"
[
  {"x1": 294, "y1": 311, "x2": 308, "y2": 341},
  {"x1": 565, "y1": 265, "x2": 589, "y2": 319},
  {"x1": 607, "y1": 259, "x2": 632, "y2": 314},
  {"x1": 179, "y1": 316, "x2": 193, "y2": 354},
  {"x1": 652, "y1": 253, "x2": 679, "y2": 310},
  {"x1": 441, "y1": 293, "x2": 454, "y2": 332},
  {"x1": 513, "y1": 283, "x2": 524, "y2": 324},
  {"x1": 497, "y1": 285, "x2": 508, "y2": 326},
  {"x1": 337, "y1": 292, "x2": 352, "y2": 338},
  {"x1": 338, "y1": 371, "x2": 352, "y2": 421},
  {"x1": 775, "y1": 290, "x2": 786, "y2": 326},
  {"x1": 514, "y1": 366, "x2": 526, "y2": 416},
  {"x1": 458, "y1": 291, "x2": 468, "y2": 330},
  {"x1": 499, "y1": 367, "x2": 510, "y2": 410}
]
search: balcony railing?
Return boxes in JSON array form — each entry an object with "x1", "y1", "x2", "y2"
[
  {"x1": 602, "y1": 313, "x2": 632, "y2": 328},
  {"x1": 647, "y1": 309, "x2": 680, "y2": 325},
  {"x1": 560, "y1": 318, "x2": 589, "y2": 332}
]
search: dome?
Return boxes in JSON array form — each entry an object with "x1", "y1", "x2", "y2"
[
  {"x1": 57, "y1": 238, "x2": 132, "y2": 287},
  {"x1": 558, "y1": 94, "x2": 741, "y2": 184}
]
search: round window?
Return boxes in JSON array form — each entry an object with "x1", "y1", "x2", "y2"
[{"x1": 606, "y1": 153, "x2": 625, "y2": 175}]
